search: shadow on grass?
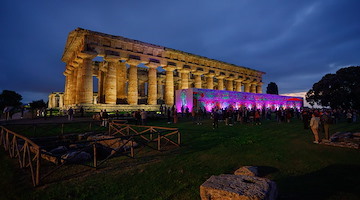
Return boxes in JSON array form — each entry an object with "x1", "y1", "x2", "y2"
[{"x1": 277, "y1": 164, "x2": 360, "y2": 200}]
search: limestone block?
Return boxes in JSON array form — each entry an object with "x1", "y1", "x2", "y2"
[
  {"x1": 200, "y1": 174, "x2": 277, "y2": 200},
  {"x1": 234, "y1": 166, "x2": 259, "y2": 177}
]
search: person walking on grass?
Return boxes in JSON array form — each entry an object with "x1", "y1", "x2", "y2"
[
  {"x1": 68, "y1": 107, "x2": 74, "y2": 121},
  {"x1": 310, "y1": 113, "x2": 321, "y2": 144},
  {"x1": 321, "y1": 111, "x2": 331, "y2": 141}
]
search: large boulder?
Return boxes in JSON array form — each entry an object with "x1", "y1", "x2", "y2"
[
  {"x1": 234, "y1": 166, "x2": 259, "y2": 177},
  {"x1": 200, "y1": 174, "x2": 277, "y2": 200}
]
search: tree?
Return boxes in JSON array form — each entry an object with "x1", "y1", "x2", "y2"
[
  {"x1": 29, "y1": 100, "x2": 47, "y2": 110},
  {"x1": 0, "y1": 90, "x2": 22, "y2": 111},
  {"x1": 306, "y1": 66, "x2": 360, "y2": 109},
  {"x1": 266, "y1": 82, "x2": 279, "y2": 95}
]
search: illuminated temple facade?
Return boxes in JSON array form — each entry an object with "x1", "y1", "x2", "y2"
[
  {"x1": 51, "y1": 28, "x2": 272, "y2": 111},
  {"x1": 175, "y1": 88, "x2": 303, "y2": 112}
]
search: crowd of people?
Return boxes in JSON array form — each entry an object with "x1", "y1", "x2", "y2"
[{"x1": 63, "y1": 104, "x2": 359, "y2": 144}]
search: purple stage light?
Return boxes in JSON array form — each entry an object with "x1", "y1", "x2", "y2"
[{"x1": 175, "y1": 88, "x2": 303, "y2": 112}]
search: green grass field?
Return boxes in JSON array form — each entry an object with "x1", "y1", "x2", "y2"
[{"x1": 0, "y1": 117, "x2": 359, "y2": 200}]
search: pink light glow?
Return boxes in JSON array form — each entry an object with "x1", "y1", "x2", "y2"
[{"x1": 175, "y1": 88, "x2": 304, "y2": 112}]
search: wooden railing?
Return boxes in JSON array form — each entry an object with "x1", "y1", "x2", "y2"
[
  {"x1": 0, "y1": 126, "x2": 41, "y2": 186},
  {"x1": 109, "y1": 122, "x2": 181, "y2": 151},
  {"x1": 0, "y1": 122, "x2": 181, "y2": 187}
]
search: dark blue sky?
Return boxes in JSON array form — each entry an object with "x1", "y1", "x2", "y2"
[{"x1": 1, "y1": 0, "x2": 360, "y2": 103}]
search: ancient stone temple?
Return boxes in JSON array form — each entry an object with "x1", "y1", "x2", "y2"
[{"x1": 57, "y1": 28, "x2": 265, "y2": 111}]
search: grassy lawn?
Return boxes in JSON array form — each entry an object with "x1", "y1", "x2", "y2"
[{"x1": 0, "y1": 117, "x2": 359, "y2": 200}]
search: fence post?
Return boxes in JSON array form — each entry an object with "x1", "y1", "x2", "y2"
[
  {"x1": 157, "y1": 132, "x2": 161, "y2": 151},
  {"x1": 178, "y1": 131, "x2": 181, "y2": 145},
  {"x1": 36, "y1": 148, "x2": 41, "y2": 186},
  {"x1": 93, "y1": 142, "x2": 97, "y2": 169},
  {"x1": 130, "y1": 138, "x2": 134, "y2": 158}
]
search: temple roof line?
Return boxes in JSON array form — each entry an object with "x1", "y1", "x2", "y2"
[{"x1": 63, "y1": 28, "x2": 265, "y2": 75}]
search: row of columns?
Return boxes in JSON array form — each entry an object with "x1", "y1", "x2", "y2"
[{"x1": 64, "y1": 53, "x2": 263, "y2": 106}]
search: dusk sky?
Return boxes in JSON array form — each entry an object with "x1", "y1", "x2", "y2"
[{"x1": 1, "y1": 0, "x2": 360, "y2": 104}]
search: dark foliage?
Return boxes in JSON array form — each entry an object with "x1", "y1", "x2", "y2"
[
  {"x1": 266, "y1": 82, "x2": 279, "y2": 95},
  {"x1": 29, "y1": 99, "x2": 47, "y2": 109},
  {"x1": 306, "y1": 66, "x2": 360, "y2": 109},
  {"x1": 0, "y1": 90, "x2": 22, "y2": 111}
]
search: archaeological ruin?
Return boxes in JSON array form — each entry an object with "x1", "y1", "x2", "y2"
[{"x1": 50, "y1": 28, "x2": 267, "y2": 111}]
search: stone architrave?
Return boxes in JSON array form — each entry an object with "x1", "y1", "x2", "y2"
[
  {"x1": 146, "y1": 63, "x2": 158, "y2": 105},
  {"x1": 163, "y1": 66, "x2": 176, "y2": 105},
  {"x1": 206, "y1": 73, "x2": 215, "y2": 89},
  {"x1": 116, "y1": 61, "x2": 127, "y2": 100},
  {"x1": 127, "y1": 59, "x2": 141, "y2": 105},
  {"x1": 200, "y1": 174, "x2": 277, "y2": 200},
  {"x1": 104, "y1": 56, "x2": 120, "y2": 104}
]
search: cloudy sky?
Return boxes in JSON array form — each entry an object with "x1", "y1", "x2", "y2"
[{"x1": 1, "y1": 0, "x2": 359, "y2": 103}]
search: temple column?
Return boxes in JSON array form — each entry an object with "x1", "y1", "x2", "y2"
[
  {"x1": 59, "y1": 94, "x2": 64, "y2": 107},
  {"x1": 104, "y1": 56, "x2": 120, "y2": 104},
  {"x1": 250, "y1": 82, "x2": 257, "y2": 93},
  {"x1": 127, "y1": 59, "x2": 141, "y2": 105},
  {"x1": 205, "y1": 73, "x2": 215, "y2": 89},
  {"x1": 48, "y1": 95, "x2": 53, "y2": 108},
  {"x1": 70, "y1": 67, "x2": 78, "y2": 104},
  {"x1": 116, "y1": 61, "x2": 127, "y2": 101},
  {"x1": 63, "y1": 72, "x2": 70, "y2": 105},
  {"x1": 217, "y1": 76, "x2": 225, "y2": 90},
  {"x1": 244, "y1": 82, "x2": 251, "y2": 93},
  {"x1": 235, "y1": 79, "x2": 243, "y2": 92},
  {"x1": 139, "y1": 81, "x2": 146, "y2": 97},
  {"x1": 226, "y1": 78, "x2": 234, "y2": 91},
  {"x1": 145, "y1": 63, "x2": 158, "y2": 105},
  {"x1": 97, "y1": 65, "x2": 106, "y2": 104},
  {"x1": 157, "y1": 77, "x2": 165, "y2": 100},
  {"x1": 76, "y1": 52, "x2": 96, "y2": 104},
  {"x1": 75, "y1": 61, "x2": 83, "y2": 104},
  {"x1": 193, "y1": 71, "x2": 203, "y2": 88},
  {"x1": 163, "y1": 66, "x2": 176, "y2": 105},
  {"x1": 179, "y1": 69, "x2": 190, "y2": 89},
  {"x1": 256, "y1": 82, "x2": 263, "y2": 93}
]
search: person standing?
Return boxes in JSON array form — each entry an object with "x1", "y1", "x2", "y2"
[
  {"x1": 321, "y1": 111, "x2": 331, "y2": 141},
  {"x1": 140, "y1": 109, "x2": 147, "y2": 125},
  {"x1": 310, "y1": 113, "x2": 321, "y2": 143},
  {"x1": 68, "y1": 107, "x2": 74, "y2": 121},
  {"x1": 102, "y1": 109, "x2": 109, "y2": 127},
  {"x1": 80, "y1": 106, "x2": 84, "y2": 117},
  {"x1": 212, "y1": 108, "x2": 220, "y2": 129}
]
